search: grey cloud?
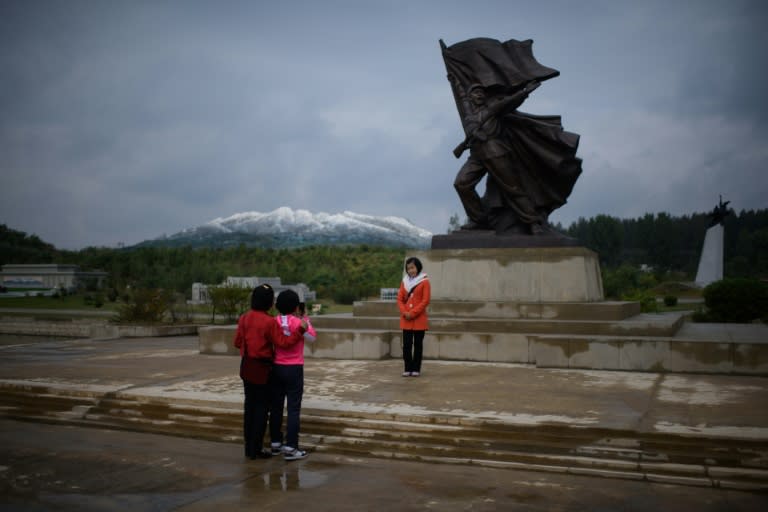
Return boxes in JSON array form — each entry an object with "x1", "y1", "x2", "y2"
[{"x1": 1, "y1": 0, "x2": 766, "y2": 249}]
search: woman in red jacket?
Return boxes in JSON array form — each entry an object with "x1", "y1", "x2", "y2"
[{"x1": 397, "y1": 256, "x2": 431, "y2": 377}]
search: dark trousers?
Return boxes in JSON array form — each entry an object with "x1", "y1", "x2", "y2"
[
  {"x1": 269, "y1": 364, "x2": 304, "y2": 449},
  {"x1": 242, "y1": 379, "x2": 270, "y2": 458},
  {"x1": 402, "y1": 330, "x2": 425, "y2": 373}
]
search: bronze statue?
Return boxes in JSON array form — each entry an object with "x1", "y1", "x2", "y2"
[{"x1": 441, "y1": 37, "x2": 582, "y2": 235}]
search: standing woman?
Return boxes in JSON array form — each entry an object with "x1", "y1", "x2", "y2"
[{"x1": 397, "y1": 256, "x2": 431, "y2": 377}]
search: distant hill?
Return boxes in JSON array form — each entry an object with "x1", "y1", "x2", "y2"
[
  {"x1": 0, "y1": 224, "x2": 57, "y2": 265},
  {"x1": 132, "y1": 207, "x2": 434, "y2": 249}
]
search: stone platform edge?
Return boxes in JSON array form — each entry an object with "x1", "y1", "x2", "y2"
[
  {"x1": 0, "y1": 321, "x2": 199, "y2": 339},
  {"x1": 198, "y1": 325, "x2": 768, "y2": 375}
]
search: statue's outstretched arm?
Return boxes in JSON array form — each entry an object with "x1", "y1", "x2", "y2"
[{"x1": 486, "y1": 80, "x2": 541, "y2": 118}]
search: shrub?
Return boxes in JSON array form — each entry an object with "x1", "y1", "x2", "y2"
[
  {"x1": 663, "y1": 295, "x2": 678, "y2": 307},
  {"x1": 602, "y1": 265, "x2": 638, "y2": 299},
  {"x1": 332, "y1": 288, "x2": 357, "y2": 305},
  {"x1": 621, "y1": 290, "x2": 658, "y2": 313},
  {"x1": 208, "y1": 283, "x2": 250, "y2": 323},
  {"x1": 691, "y1": 306, "x2": 708, "y2": 322},
  {"x1": 700, "y1": 278, "x2": 768, "y2": 323},
  {"x1": 168, "y1": 292, "x2": 194, "y2": 323},
  {"x1": 115, "y1": 288, "x2": 172, "y2": 323}
]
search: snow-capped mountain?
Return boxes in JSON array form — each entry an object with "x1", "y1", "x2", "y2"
[{"x1": 136, "y1": 207, "x2": 433, "y2": 249}]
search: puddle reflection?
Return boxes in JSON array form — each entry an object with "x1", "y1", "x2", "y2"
[
  {"x1": 264, "y1": 466, "x2": 300, "y2": 491},
  {"x1": 247, "y1": 463, "x2": 329, "y2": 492}
]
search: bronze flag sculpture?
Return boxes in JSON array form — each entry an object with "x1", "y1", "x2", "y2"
[{"x1": 441, "y1": 37, "x2": 582, "y2": 236}]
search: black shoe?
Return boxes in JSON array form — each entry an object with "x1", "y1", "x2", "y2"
[{"x1": 250, "y1": 448, "x2": 272, "y2": 459}]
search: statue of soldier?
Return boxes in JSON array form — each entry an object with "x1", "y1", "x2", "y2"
[{"x1": 441, "y1": 38, "x2": 582, "y2": 235}]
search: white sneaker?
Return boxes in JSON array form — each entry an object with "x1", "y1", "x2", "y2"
[
  {"x1": 283, "y1": 447, "x2": 308, "y2": 461},
  {"x1": 411, "y1": 371, "x2": 420, "y2": 377},
  {"x1": 270, "y1": 442, "x2": 283, "y2": 455},
  {"x1": 402, "y1": 371, "x2": 411, "y2": 377}
]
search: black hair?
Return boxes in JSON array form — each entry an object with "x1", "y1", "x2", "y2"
[
  {"x1": 250, "y1": 284, "x2": 274, "y2": 311},
  {"x1": 404, "y1": 256, "x2": 423, "y2": 274},
  {"x1": 275, "y1": 289, "x2": 300, "y2": 315}
]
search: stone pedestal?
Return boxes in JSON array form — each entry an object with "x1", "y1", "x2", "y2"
[
  {"x1": 695, "y1": 223, "x2": 724, "y2": 287},
  {"x1": 411, "y1": 246, "x2": 604, "y2": 302}
]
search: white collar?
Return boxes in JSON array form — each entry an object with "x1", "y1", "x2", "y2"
[{"x1": 402, "y1": 272, "x2": 428, "y2": 293}]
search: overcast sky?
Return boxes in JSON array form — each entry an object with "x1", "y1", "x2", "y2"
[{"x1": 1, "y1": 0, "x2": 766, "y2": 249}]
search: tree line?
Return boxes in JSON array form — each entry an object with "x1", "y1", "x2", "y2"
[
  {"x1": 562, "y1": 209, "x2": 768, "y2": 278},
  {"x1": 0, "y1": 227, "x2": 405, "y2": 303},
  {"x1": 70, "y1": 244, "x2": 408, "y2": 304},
  {"x1": 1, "y1": 208, "x2": 766, "y2": 303}
]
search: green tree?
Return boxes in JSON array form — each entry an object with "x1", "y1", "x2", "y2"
[
  {"x1": 700, "y1": 278, "x2": 768, "y2": 323},
  {"x1": 0, "y1": 224, "x2": 57, "y2": 265},
  {"x1": 115, "y1": 288, "x2": 173, "y2": 323},
  {"x1": 208, "y1": 282, "x2": 251, "y2": 323},
  {"x1": 568, "y1": 215, "x2": 624, "y2": 266}
]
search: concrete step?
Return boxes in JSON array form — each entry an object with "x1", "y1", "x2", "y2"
[
  {"x1": 0, "y1": 387, "x2": 99, "y2": 421},
  {"x1": 530, "y1": 333, "x2": 768, "y2": 374},
  {"x1": 353, "y1": 300, "x2": 641, "y2": 321},
  {"x1": 2, "y1": 382, "x2": 767, "y2": 490},
  {"x1": 199, "y1": 314, "x2": 768, "y2": 374},
  {"x1": 300, "y1": 410, "x2": 767, "y2": 471},
  {"x1": 312, "y1": 313, "x2": 683, "y2": 337}
]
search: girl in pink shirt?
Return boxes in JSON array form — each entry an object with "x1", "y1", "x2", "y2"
[{"x1": 269, "y1": 290, "x2": 317, "y2": 460}]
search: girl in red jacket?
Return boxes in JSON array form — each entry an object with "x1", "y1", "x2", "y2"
[{"x1": 397, "y1": 256, "x2": 431, "y2": 377}]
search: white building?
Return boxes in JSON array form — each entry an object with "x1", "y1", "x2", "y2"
[
  {"x1": 0, "y1": 264, "x2": 108, "y2": 292},
  {"x1": 189, "y1": 277, "x2": 316, "y2": 305},
  {"x1": 380, "y1": 288, "x2": 399, "y2": 301}
]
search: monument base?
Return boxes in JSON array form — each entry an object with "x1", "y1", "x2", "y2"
[{"x1": 412, "y1": 246, "x2": 603, "y2": 302}]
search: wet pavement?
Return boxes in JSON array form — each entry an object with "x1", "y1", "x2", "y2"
[
  {"x1": 1, "y1": 334, "x2": 767, "y2": 441},
  {"x1": 1, "y1": 333, "x2": 768, "y2": 510},
  {"x1": 2, "y1": 419, "x2": 767, "y2": 511}
]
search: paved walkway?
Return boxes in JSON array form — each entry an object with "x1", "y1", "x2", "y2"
[{"x1": 1, "y1": 334, "x2": 767, "y2": 442}]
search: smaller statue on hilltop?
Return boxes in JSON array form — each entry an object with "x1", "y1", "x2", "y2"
[{"x1": 708, "y1": 195, "x2": 733, "y2": 227}]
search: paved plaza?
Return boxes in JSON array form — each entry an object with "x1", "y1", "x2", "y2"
[{"x1": 1, "y1": 332, "x2": 767, "y2": 510}]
